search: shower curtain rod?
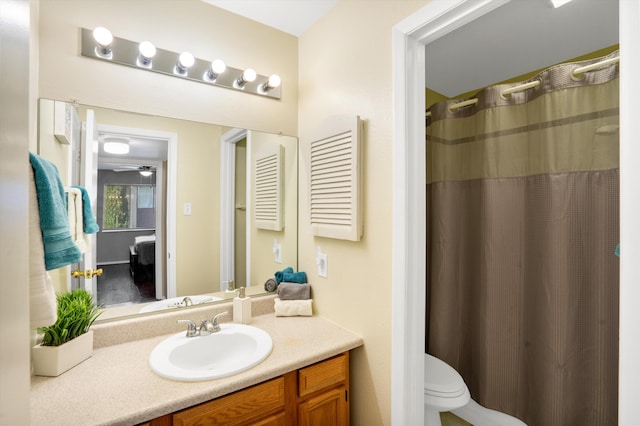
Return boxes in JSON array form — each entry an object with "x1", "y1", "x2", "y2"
[{"x1": 425, "y1": 55, "x2": 620, "y2": 117}]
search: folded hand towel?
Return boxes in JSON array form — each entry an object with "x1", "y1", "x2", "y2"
[
  {"x1": 29, "y1": 166, "x2": 58, "y2": 328},
  {"x1": 274, "y1": 298, "x2": 313, "y2": 317},
  {"x1": 29, "y1": 153, "x2": 82, "y2": 270},
  {"x1": 71, "y1": 186, "x2": 99, "y2": 234},
  {"x1": 277, "y1": 282, "x2": 311, "y2": 300},
  {"x1": 281, "y1": 271, "x2": 307, "y2": 284},
  {"x1": 274, "y1": 266, "x2": 294, "y2": 284}
]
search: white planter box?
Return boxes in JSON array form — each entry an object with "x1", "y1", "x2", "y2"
[{"x1": 32, "y1": 330, "x2": 93, "y2": 377}]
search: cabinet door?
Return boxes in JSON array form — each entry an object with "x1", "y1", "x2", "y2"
[{"x1": 298, "y1": 386, "x2": 348, "y2": 426}]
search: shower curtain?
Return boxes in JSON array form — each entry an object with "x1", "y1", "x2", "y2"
[{"x1": 426, "y1": 51, "x2": 619, "y2": 426}]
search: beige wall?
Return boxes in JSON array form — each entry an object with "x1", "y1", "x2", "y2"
[
  {"x1": 38, "y1": 0, "x2": 298, "y2": 136},
  {"x1": 297, "y1": 1, "x2": 428, "y2": 424}
]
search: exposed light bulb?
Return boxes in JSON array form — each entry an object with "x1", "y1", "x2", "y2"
[
  {"x1": 175, "y1": 52, "x2": 195, "y2": 75},
  {"x1": 236, "y1": 68, "x2": 256, "y2": 88},
  {"x1": 205, "y1": 59, "x2": 226, "y2": 81},
  {"x1": 137, "y1": 41, "x2": 156, "y2": 66},
  {"x1": 243, "y1": 68, "x2": 257, "y2": 82},
  {"x1": 93, "y1": 27, "x2": 113, "y2": 47},
  {"x1": 93, "y1": 27, "x2": 113, "y2": 57},
  {"x1": 262, "y1": 74, "x2": 281, "y2": 92},
  {"x1": 211, "y1": 59, "x2": 226, "y2": 75},
  {"x1": 179, "y1": 52, "x2": 195, "y2": 68}
]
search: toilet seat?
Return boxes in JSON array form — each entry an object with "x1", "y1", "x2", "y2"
[{"x1": 424, "y1": 354, "x2": 470, "y2": 410}]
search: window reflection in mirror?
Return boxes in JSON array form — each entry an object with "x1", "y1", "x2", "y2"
[{"x1": 103, "y1": 184, "x2": 156, "y2": 230}]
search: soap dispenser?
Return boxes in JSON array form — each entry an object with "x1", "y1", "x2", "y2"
[{"x1": 233, "y1": 287, "x2": 252, "y2": 324}]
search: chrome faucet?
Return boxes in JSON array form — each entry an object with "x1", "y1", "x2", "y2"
[
  {"x1": 211, "y1": 311, "x2": 228, "y2": 332},
  {"x1": 177, "y1": 311, "x2": 228, "y2": 337}
]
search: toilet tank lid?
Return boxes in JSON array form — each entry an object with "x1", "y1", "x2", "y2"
[{"x1": 424, "y1": 354, "x2": 468, "y2": 395}]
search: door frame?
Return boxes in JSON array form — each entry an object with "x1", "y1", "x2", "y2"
[
  {"x1": 220, "y1": 128, "x2": 250, "y2": 290},
  {"x1": 95, "y1": 123, "x2": 177, "y2": 300},
  {"x1": 391, "y1": 0, "x2": 639, "y2": 424}
]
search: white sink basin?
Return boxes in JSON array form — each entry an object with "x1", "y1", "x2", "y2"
[{"x1": 149, "y1": 323, "x2": 273, "y2": 381}]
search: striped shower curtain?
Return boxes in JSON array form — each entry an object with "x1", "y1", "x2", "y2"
[{"x1": 426, "y1": 51, "x2": 619, "y2": 425}]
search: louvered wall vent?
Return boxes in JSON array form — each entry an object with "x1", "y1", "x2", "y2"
[
  {"x1": 255, "y1": 145, "x2": 284, "y2": 231},
  {"x1": 309, "y1": 116, "x2": 363, "y2": 241}
]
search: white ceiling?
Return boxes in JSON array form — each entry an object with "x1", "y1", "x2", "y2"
[
  {"x1": 425, "y1": 0, "x2": 619, "y2": 97},
  {"x1": 201, "y1": 0, "x2": 338, "y2": 36}
]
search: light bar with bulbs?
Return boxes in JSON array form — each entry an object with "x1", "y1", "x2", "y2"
[{"x1": 80, "y1": 27, "x2": 282, "y2": 99}]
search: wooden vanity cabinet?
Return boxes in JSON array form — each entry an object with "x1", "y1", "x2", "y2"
[
  {"x1": 142, "y1": 352, "x2": 349, "y2": 426},
  {"x1": 297, "y1": 352, "x2": 349, "y2": 426}
]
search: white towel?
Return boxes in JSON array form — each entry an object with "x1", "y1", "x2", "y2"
[
  {"x1": 66, "y1": 187, "x2": 88, "y2": 253},
  {"x1": 274, "y1": 298, "x2": 313, "y2": 317},
  {"x1": 29, "y1": 167, "x2": 58, "y2": 329}
]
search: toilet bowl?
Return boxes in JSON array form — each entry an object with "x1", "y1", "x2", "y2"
[{"x1": 424, "y1": 354, "x2": 527, "y2": 426}]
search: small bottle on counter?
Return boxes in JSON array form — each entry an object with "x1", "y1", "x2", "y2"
[{"x1": 233, "y1": 286, "x2": 252, "y2": 324}]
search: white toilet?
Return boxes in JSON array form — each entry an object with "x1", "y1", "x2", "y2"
[{"x1": 424, "y1": 354, "x2": 527, "y2": 426}]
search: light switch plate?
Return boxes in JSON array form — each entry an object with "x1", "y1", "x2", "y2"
[
  {"x1": 273, "y1": 240, "x2": 282, "y2": 263},
  {"x1": 183, "y1": 202, "x2": 192, "y2": 215},
  {"x1": 316, "y1": 246, "x2": 328, "y2": 278}
]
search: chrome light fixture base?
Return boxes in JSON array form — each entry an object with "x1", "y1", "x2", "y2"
[{"x1": 80, "y1": 28, "x2": 281, "y2": 100}]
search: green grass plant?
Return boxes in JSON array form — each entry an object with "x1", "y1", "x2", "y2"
[{"x1": 37, "y1": 289, "x2": 102, "y2": 346}]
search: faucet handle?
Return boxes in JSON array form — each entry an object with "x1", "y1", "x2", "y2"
[
  {"x1": 211, "y1": 311, "x2": 229, "y2": 332},
  {"x1": 199, "y1": 319, "x2": 215, "y2": 335},
  {"x1": 177, "y1": 319, "x2": 198, "y2": 337}
]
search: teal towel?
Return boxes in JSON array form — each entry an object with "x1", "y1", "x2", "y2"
[
  {"x1": 275, "y1": 266, "x2": 294, "y2": 284},
  {"x1": 282, "y1": 271, "x2": 307, "y2": 284},
  {"x1": 29, "y1": 153, "x2": 82, "y2": 270},
  {"x1": 71, "y1": 186, "x2": 99, "y2": 234}
]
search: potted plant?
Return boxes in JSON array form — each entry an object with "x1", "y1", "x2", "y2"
[{"x1": 32, "y1": 289, "x2": 102, "y2": 376}]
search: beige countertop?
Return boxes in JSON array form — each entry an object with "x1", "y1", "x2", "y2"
[{"x1": 30, "y1": 312, "x2": 363, "y2": 426}]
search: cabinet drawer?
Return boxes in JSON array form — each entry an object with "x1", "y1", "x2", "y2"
[
  {"x1": 173, "y1": 377, "x2": 285, "y2": 426},
  {"x1": 298, "y1": 353, "x2": 348, "y2": 397}
]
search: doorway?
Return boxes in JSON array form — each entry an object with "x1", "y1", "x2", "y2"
[
  {"x1": 78, "y1": 121, "x2": 177, "y2": 307},
  {"x1": 392, "y1": 0, "x2": 640, "y2": 424}
]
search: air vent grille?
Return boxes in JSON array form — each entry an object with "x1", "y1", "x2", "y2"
[
  {"x1": 255, "y1": 146, "x2": 283, "y2": 231},
  {"x1": 309, "y1": 116, "x2": 363, "y2": 241}
]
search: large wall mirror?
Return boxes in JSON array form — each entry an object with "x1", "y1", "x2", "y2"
[{"x1": 37, "y1": 99, "x2": 298, "y2": 322}]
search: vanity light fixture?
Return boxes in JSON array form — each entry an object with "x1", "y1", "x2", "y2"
[
  {"x1": 103, "y1": 137, "x2": 130, "y2": 155},
  {"x1": 80, "y1": 28, "x2": 281, "y2": 99},
  {"x1": 92, "y1": 26, "x2": 113, "y2": 58},
  {"x1": 235, "y1": 68, "x2": 257, "y2": 88},
  {"x1": 137, "y1": 41, "x2": 156, "y2": 67},
  {"x1": 175, "y1": 52, "x2": 195, "y2": 75},
  {"x1": 261, "y1": 74, "x2": 281, "y2": 92},
  {"x1": 204, "y1": 59, "x2": 226, "y2": 81}
]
